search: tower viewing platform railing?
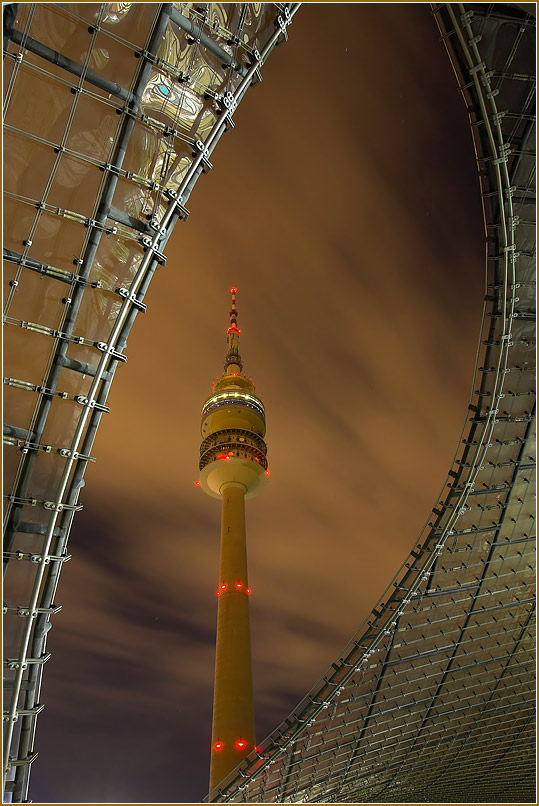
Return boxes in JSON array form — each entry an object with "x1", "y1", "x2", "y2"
[{"x1": 202, "y1": 392, "x2": 266, "y2": 420}]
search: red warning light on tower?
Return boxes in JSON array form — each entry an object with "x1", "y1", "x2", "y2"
[{"x1": 235, "y1": 739, "x2": 246, "y2": 750}]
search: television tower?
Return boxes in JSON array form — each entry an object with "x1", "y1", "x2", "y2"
[{"x1": 199, "y1": 288, "x2": 268, "y2": 791}]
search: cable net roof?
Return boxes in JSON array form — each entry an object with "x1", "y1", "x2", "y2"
[
  {"x1": 208, "y1": 4, "x2": 536, "y2": 803},
  {"x1": 2, "y1": 3, "x2": 296, "y2": 801}
]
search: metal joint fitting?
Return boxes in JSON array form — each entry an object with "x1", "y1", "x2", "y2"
[
  {"x1": 469, "y1": 60, "x2": 485, "y2": 76},
  {"x1": 174, "y1": 202, "x2": 189, "y2": 221},
  {"x1": 223, "y1": 92, "x2": 236, "y2": 112},
  {"x1": 130, "y1": 295, "x2": 147, "y2": 313},
  {"x1": 276, "y1": 15, "x2": 288, "y2": 38},
  {"x1": 44, "y1": 501, "x2": 63, "y2": 511},
  {"x1": 153, "y1": 250, "x2": 167, "y2": 266},
  {"x1": 17, "y1": 608, "x2": 38, "y2": 618},
  {"x1": 31, "y1": 554, "x2": 49, "y2": 564}
]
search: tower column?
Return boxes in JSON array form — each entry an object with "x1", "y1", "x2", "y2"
[{"x1": 210, "y1": 482, "x2": 255, "y2": 791}]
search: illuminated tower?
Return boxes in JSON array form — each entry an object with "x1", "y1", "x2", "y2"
[{"x1": 199, "y1": 288, "x2": 268, "y2": 791}]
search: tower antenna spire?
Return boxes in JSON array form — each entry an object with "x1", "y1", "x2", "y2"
[{"x1": 225, "y1": 286, "x2": 243, "y2": 374}]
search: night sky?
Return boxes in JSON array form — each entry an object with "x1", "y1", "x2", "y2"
[{"x1": 29, "y1": 4, "x2": 485, "y2": 803}]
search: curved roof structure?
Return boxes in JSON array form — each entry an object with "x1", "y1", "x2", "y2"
[
  {"x1": 208, "y1": 3, "x2": 536, "y2": 802},
  {"x1": 3, "y1": 4, "x2": 535, "y2": 803},
  {"x1": 2, "y1": 4, "x2": 298, "y2": 801}
]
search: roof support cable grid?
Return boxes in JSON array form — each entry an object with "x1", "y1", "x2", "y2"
[
  {"x1": 2, "y1": 5, "x2": 175, "y2": 796},
  {"x1": 3, "y1": 9, "x2": 107, "y2": 318},
  {"x1": 8, "y1": 27, "x2": 134, "y2": 102},
  {"x1": 3, "y1": 1, "x2": 169, "y2": 569},
  {"x1": 370, "y1": 406, "x2": 537, "y2": 800},
  {"x1": 382, "y1": 589, "x2": 536, "y2": 802},
  {"x1": 2, "y1": 3, "x2": 35, "y2": 114},
  {"x1": 415, "y1": 603, "x2": 535, "y2": 797},
  {"x1": 3, "y1": 4, "x2": 300, "y2": 801},
  {"x1": 3, "y1": 2, "x2": 145, "y2": 531},
  {"x1": 330, "y1": 612, "x2": 403, "y2": 801}
]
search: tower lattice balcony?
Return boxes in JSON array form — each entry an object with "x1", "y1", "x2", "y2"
[{"x1": 199, "y1": 429, "x2": 268, "y2": 472}]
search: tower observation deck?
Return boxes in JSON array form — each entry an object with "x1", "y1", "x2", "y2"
[{"x1": 199, "y1": 289, "x2": 268, "y2": 790}]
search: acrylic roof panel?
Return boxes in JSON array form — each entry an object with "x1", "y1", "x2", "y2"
[
  {"x1": 210, "y1": 4, "x2": 536, "y2": 803},
  {"x1": 2, "y1": 4, "x2": 297, "y2": 801}
]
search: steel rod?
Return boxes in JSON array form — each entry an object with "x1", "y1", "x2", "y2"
[{"x1": 9, "y1": 28, "x2": 133, "y2": 102}]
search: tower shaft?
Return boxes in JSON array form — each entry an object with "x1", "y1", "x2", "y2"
[{"x1": 210, "y1": 483, "x2": 255, "y2": 791}]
